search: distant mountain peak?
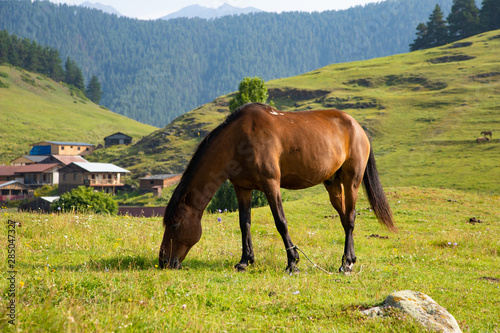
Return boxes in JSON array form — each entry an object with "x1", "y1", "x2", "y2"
[
  {"x1": 79, "y1": 2, "x2": 122, "y2": 17},
  {"x1": 160, "y1": 3, "x2": 263, "y2": 20}
]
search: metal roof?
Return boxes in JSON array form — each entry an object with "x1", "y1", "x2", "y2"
[
  {"x1": 71, "y1": 162, "x2": 130, "y2": 173},
  {"x1": 32, "y1": 141, "x2": 95, "y2": 146},
  {"x1": 139, "y1": 174, "x2": 181, "y2": 180}
]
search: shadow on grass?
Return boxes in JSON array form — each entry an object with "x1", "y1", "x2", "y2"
[{"x1": 20, "y1": 256, "x2": 236, "y2": 273}]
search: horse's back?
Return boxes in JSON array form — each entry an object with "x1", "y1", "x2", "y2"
[{"x1": 227, "y1": 104, "x2": 370, "y2": 189}]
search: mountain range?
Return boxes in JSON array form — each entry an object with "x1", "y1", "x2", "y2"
[
  {"x1": 160, "y1": 4, "x2": 263, "y2": 20},
  {"x1": 79, "y1": 1, "x2": 122, "y2": 16}
]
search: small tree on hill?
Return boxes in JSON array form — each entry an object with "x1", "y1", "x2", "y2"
[
  {"x1": 229, "y1": 76, "x2": 273, "y2": 112},
  {"x1": 86, "y1": 75, "x2": 102, "y2": 104},
  {"x1": 447, "y1": 0, "x2": 480, "y2": 42}
]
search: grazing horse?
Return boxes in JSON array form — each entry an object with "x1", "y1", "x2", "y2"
[
  {"x1": 481, "y1": 131, "x2": 492, "y2": 138},
  {"x1": 476, "y1": 137, "x2": 490, "y2": 143},
  {"x1": 159, "y1": 103, "x2": 395, "y2": 273}
]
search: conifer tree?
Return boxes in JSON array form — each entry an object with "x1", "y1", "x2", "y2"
[
  {"x1": 410, "y1": 5, "x2": 448, "y2": 51},
  {"x1": 86, "y1": 74, "x2": 102, "y2": 104},
  {"x1": 64, "y1": 56, "x2": 84, "y2": 90},
  {"x1": 479, "y1": 0, "x2": 500, "y2": 31},
  {"x1": 447, "y1": 0, "x2": 480, "y2": 42}
]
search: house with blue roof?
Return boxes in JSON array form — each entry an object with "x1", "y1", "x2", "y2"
[{"x1": 30, "y1": 141, "x2": 95, "y2": 156}]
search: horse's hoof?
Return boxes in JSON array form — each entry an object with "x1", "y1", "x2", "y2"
[
  {"x1": 234, "y1": 263, "x2": 247, "y2": 272},
  {"x1": 286, "y1": 266, "x2": 300, "y2": 275},
  {"x1": 339, "y1": 263, "x2": 353, "y2": 275}
]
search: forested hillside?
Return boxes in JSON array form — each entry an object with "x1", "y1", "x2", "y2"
[{"x1": 0, "y1": 0, "x2": 455, "y2": 126}]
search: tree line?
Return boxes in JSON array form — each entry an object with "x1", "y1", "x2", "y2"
[
  {"x1": 1, "y1": 0, "x2": 457, "y2": 126},
  {"x1": 410, "y1": 0, "x2": 500, "y2": 51},
  {"x1": 0, "y1": 29, "x2": 102, "y2": 104}
]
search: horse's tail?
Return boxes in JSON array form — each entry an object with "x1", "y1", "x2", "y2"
[{"x1": 363, "y1": 147, "x2": 397, "y2": 232}]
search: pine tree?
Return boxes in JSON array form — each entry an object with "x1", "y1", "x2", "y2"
[
  {"x1": 447, "y1": 0, "x2": 480, "y2": 42},
  {"x1": 410, "y1": 5, "x2": 448, "y2": 51},
  {"x1": 86, "y1": 75, "x2": 102, "y2": 104},
  {"x1": 64, "y1": 56, "x2": 85, "y2": 90},
  {"x1": 427, "y1": 5, "x2": 449, "y2": 47},
  {"x1": 479, "y1": 0, "x2": 500, "y2": 31},
  {"x1": 410, "y1": 23, "x2": 429, "y2": 51}
]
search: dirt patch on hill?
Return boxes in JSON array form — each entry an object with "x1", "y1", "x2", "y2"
[
  {"x1": 321, "y1": 96, "x2": 382, "y2": 110},
  {"x1": 428, "y1": 54, "x2": 475, "y2": 64},
  {"x1": 445, "y1": 41, "x2": 473, "y2": 49},
  {"x1": 268, "y1": 88, "x2": 330, "y2": 101},
  {"x1": 469, "y1": 71, "x2": 500, "y2": 82}
]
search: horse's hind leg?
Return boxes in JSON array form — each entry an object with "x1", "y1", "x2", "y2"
[
  {"x1": 234, "y1": 185, "x2": 255, "y2": 271},
  {"x1": 324, "y1": 170, "x2": 362, "y2": 273}
]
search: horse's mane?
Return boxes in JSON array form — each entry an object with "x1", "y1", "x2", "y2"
[{"x1": 163, "y1": 103, "x2": 266, "y2": 227}]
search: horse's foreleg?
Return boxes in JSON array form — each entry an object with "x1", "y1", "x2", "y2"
[
  {"x1": 264, "y1": 182, "x2": 299, "y2": 273},
  {"x1": 233, "y1": 185, "x2": 254, "y2": 271}
]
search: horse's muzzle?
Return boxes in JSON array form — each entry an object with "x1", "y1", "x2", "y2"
[{"x1": 159, "y1": 257, "x2": 182, "y2": 269}]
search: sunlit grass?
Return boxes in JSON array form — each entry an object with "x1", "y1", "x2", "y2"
[{"x1": 1, "y1": 187, "x2": 499, "y2": 332}]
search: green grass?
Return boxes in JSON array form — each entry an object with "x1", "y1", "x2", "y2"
[
  {"x1": 1, "y1": 187, "x2": 499, "y2": 331},
  {"x1": 0, "y1": 65, "x2": 156, "y2": 164}
]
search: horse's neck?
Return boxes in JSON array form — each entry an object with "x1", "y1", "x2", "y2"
[{"x1": 185, "y1": 149, "x2": 231, "y2": 211}]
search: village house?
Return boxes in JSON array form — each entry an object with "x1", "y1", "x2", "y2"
[
  {"x1": 139, "y1": 174, "x2": 181, "y2": 197},
  {"x1": 58, "y1": 162, "x2": 130, "y2": 195},
  {"x1": 0, "y1": 164, "x2": 60, "y2": 187},
  {"x1": 40, "y1": 155, "x2": 88, "y2": 165},
  {"x1": 30, "y1": 141, "x2": 95, "y2": 156},
  {"x1": 10, "y1": 155, "x2": 48, "y2": 166},
  {"x1": 104, "y1": 132, "x2": 132, "y2": 148},
  {"x1": 0, "y1": 180, "x2": 34, "y2": 202}
]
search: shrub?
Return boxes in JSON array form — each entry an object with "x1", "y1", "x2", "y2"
[
  {"x1": 52, "y1": 186, "x2": 118, "y2": 215},
  {"x1": 207, "y1": 181, "x2": 268, "y2": 213}
]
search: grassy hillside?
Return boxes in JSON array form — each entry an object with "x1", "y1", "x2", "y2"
[
  {"x1": 96, "y1": 30, "x2": 500, "y2": 194},
  {"x1": 0, "y1": 65, "x2": 156, "y2": 164}
]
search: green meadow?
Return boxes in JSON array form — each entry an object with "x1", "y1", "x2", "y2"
[
  {"x1": 0, "y1": 65, "x2": 156, "y2": 163},
  {"x1": 1, "y1": 187, "x2": 499, "y2": 331}
]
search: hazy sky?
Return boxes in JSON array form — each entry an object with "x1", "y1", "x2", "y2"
[{"x1": 49, "y1": 0, "x2": 383, "y2": 20}]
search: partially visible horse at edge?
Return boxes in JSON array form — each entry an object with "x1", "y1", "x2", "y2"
[{"x1": 159, "y1": 103, "x2": 396, "y2": 273}]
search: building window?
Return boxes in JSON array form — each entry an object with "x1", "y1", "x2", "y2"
[
  {"x1": 61, "y1": 146, "x2": 65, "y2": 150},
  {"x1": 78, "y1": 147, "x2": 81, "y2": 151},
  {"x1": 63, "y1": 174, "x2": 67, "y2": 181},
  {"x1": 86, "y1": 147, "x2": 89, "y2": 151},
  {"x1": 73, "y1": 173, "x2": 77, "y2": 181}
]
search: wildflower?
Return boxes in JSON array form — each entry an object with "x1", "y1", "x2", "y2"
[
  {"x1": 218, "y1": 209, "x2": 222, "y2": 213},
  {"x1": 19, "y1": 281, "x2": 25, "y2": 288},
  {"x1": 217, "y1": 218, "x2": 222, "y2": 222}
]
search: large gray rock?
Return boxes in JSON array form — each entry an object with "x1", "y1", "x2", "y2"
[{"x1": 361, "y1": 290, "x2": 462, "y2": 333}]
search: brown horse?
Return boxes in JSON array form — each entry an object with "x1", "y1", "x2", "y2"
[
  {"x1": 159, "y1": 103, "x2": 395, "y2": 273},
  {"x1": 481, "y1": 131, "x2": 492, "y2": 138}
]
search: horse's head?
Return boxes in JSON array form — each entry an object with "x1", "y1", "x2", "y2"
[{"x1": 159, "y1": 201, "x2": 202, "y2": 269}]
